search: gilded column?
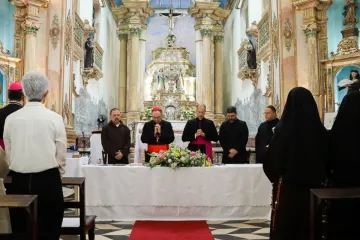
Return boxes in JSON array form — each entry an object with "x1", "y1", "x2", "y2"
[
  {"x1": 200, "y1": 23, "x2": 214, "y2": 118},
  {"x1": 214, "y1": 30, "x2": 224, "y2": 122},
  {"x1": 117, "y1": 30, "x2": 128, "y2": 120}
]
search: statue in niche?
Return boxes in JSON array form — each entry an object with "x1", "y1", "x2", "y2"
[
  {"x1": 84, "y1": 38, "x2": 94, "y2": 68},
  {"x1": 338, "y1": 69, "x2": 360, "y2": 94},
  {"x1": 157, "y1": 68, "x2": 166, "y2": 91},
  {"x1": 246, "y1": 37, "x2": 257, "y2": 69}
]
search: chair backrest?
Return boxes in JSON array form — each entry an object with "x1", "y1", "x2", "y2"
[{"x1": 61, "y1": 177, "x2": 85, "y2": 229}]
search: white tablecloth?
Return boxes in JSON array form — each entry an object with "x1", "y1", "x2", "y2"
[
  {"x1": 63, "y1": 157, "x2": 88, "y2": 178},
  {"x1": 80, "y1": 164, "x2": 272, "y2": 221},
  {"x1": 90, "y1": 133, "x2": 102, "y2": 164}
]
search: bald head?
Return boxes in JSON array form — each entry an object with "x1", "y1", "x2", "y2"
[
  {"x1": 152, "y1": 110, "x2": 162, "y2": 124},
  {"x1": 196, "y1": 104, "x2": 206, "y2": 120}
]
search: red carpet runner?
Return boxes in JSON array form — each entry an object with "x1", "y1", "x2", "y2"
[{"x1": 129, "y1": 221, "x2": 214, "y2": 240}]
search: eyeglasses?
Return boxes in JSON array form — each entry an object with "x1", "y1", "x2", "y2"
[{"x1": 263, "y1": 112, "x2": 272, "y2": 115}]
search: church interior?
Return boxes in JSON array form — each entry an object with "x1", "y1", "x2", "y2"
[{"x1": 0, "y1": 0, "x2": 359, "y2": 239}]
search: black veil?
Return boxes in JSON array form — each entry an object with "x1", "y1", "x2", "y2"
[
  {"x1": 264, "y1": 87, "x2": 328, "y2": 186},
  {"x1": 330, "y1": 91, "x2": 360, "y2": 186}
]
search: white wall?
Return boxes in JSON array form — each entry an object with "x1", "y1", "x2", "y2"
[
  {"x1": 73, "y1": 4, "x2": 120, "y2": 134},
  {"x1": 248, "y1": 1, "x2": 262, "y2": 26},
  {"x1": 79, "y1": 0, "x2": 93, "y2": 23}
]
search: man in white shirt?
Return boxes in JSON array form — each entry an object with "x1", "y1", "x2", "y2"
[{"x1": 4, "y1": 71, "x2": 66, "y2": 240}]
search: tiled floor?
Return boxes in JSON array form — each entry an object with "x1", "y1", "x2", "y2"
[{"x1": 61, "y1": 219, "x2": 270, "y2": 240}]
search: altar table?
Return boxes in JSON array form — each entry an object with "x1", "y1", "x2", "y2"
[{"x1": 80, "y1": 164, "x2": 272, "y2": 221}]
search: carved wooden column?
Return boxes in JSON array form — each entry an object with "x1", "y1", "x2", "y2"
[
  {"x1": 117, "y1": 30, "x2": 128, "y2": 121},
  {"x1": 113, "y1": 1, "x2": 154, "y2": 128},
  {"x1": 22, "y1": 0, "x2": 48, "y2": 73},
  {"x1": 200, "y1": 22, "x2": 214, "y2": 118},
  {"x1": 303, "y1": 22, "x2": 320, "y2": 105},
  {"x1": 128, "y1": 25, "x2": 141, "y2": 121},
  {"x1": 214, "y1": 30, "x2": 224, "y2": 122},
  {"x1": 10, "y1": 0, "x2": 27, "y2": 79},
  {"x1": 194, "y1": 24, "x2": 203, "y2": 103},
  {"x1": 189, "y1": 1, "x2": 229, "y2": 120},
  {"x1": 294, "y1": 0, "x2": 333, "y2": 120}
]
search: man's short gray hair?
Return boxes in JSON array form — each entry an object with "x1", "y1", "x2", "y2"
[{"x1": 21, "y1": 71, "x2": 49, "y2": 101}]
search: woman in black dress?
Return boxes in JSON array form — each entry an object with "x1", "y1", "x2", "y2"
[
  {"x1": 263, "y1": 87, "x2": 328, "y2": 240},
  {"x1": 328, "y1": 91, "x2": 360, "y2": 239}
]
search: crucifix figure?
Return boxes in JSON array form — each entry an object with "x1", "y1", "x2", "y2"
[{"x1": 160, "y1": 4, "x2": 183, "y2": 47}]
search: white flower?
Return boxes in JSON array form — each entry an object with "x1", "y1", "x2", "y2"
[
  {"x1": 180, "y1": 157, "x2": 185, "y2": 162},
  {"x1": 168, "y1": 159, "x2": 172, "y2": 163}
]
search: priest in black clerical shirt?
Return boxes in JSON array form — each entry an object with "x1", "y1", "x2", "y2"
[
  {"x1": 182, "y1": 104, "x2": 218, "y2": 162},
  {"x1": 141, "y1": 106, "x2": 174, "y2": 162},
  {"x1": 219, "y1": 106, "x2": 249, "y2": 164},
  {"x1": 101, "y1": 108, "x2": 131, "y2": 164},
  {"x1": 255, "y1": 105, "x2": 279, "y2": 164}
]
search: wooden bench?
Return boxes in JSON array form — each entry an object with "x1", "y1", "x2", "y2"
[
  {"x1": 61, "y1": 177, "x2": 96, "y2": 240},
  {"x1": 310, "y1": 188, "x2": 360, "y2": 240},
  {"x1": 0, "y1": 195, "x2": 37, "y2": 240}
]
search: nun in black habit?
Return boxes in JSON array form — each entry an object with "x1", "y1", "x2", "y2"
[
  {"x1": 327, "y1": 91, "x2": 360, "y2": 240},
  {"x1": 263, "y1": 87, "x2": 328, "y2": 240}
]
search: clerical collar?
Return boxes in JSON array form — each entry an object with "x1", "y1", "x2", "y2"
[{"x1": 8, "y1": 101, "x2": 22, "y2": 106}]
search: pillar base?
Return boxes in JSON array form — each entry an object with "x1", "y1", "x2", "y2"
[
  {"x1": 214, "y1": 113, "x2": 226, "y2": 125},
  {"x1": 65, "y1": 125, "x2": 76, "y2": 147}
]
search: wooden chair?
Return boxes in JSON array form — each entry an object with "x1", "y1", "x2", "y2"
[
  {"x1": 0, "y1": 195, "x2": 38, "y2": 240},
  {"x1": 61, "y1": 177, "x2": 96, "y2": 240},
  {"x1": 310, "y1": 188, "x2": 360, "y2": 240}
]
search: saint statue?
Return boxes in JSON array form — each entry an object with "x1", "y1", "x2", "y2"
[
  {"x1": 84, "y1": 38, "x2": 94, "y2": 68},
  {"x1": 246, "y1": 37, "x2": 257, "y2": 69},
  {"x1": 166, "y1": 34, "x2": 176, "y2": 48},
  {"x1": 97, "y1": 115, "x2": 106, "y2": 129},
  {"x1": 338, "y1": 69, "x2": 360, "y2": 94},
  {"x1": 157, "y1": 69, "x2": 166, "y2": 91}
]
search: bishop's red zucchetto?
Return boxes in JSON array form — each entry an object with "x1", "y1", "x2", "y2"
[
  {"x1": 8, "y1": 82, "x2": 22, "y2": 91},
  {"x1": 152, "y1": 106, "x2": 161, "y2": 111}
]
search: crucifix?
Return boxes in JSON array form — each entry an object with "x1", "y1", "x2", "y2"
[{"x1": 159, "y1": 0, "x2": 183, "y2": 47}]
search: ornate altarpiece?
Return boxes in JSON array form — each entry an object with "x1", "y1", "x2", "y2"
[{"x1": 145, "y1": 46, "x2": 196, "y2": 120}]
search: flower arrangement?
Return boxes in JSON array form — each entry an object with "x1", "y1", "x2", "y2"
[
  {"x1": 181, "y1": 107, "x2": 195, "y2": 120},
  {"x1": 147, "y1": 145, "x2": 212, "y2": 169},
  {"x1": 143, "y1": 107, "x2": 153, "y2": 120}
]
